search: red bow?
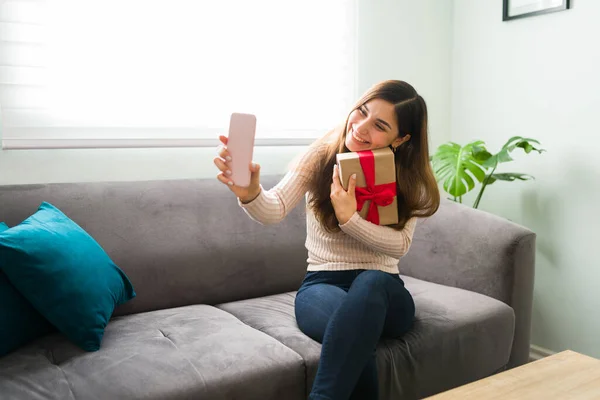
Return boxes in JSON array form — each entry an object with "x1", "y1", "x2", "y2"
[{"x1": 354, "y1": 150, "x2": 396, "y2": 225}]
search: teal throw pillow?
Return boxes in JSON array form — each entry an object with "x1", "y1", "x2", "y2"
[
  {"x1": 0, "y1": 203, "x2": 136, "y2": 352},
  {"x1": 0, "y1": 222, "x2": 55, "y2": 357}
]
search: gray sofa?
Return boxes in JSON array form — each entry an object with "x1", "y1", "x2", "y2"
[{"x1": 0, "y1": 175, "x2": 536, "y2": 400}]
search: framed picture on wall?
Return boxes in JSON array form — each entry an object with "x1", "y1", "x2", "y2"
[{"x1": 503, "y1": 0, "x2": 570, "y2": 21}]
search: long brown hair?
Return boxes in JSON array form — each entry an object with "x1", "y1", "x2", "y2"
[{"x1": 306, "y1": 80, "x2": 440, "y2": 232}]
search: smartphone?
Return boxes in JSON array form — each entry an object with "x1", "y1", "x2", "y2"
[{"x1": 227, "y1": 112, "x2": 257, "y2": 188}]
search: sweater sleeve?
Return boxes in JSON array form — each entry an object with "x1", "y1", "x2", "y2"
[
  {"x1": 339, "y1": 214, "x2": 418, "y2": 259},
  {"x1": 238, "y1": 145, "x2": 323, "y2": 225}
]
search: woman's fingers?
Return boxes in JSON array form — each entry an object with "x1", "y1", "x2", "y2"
[
  {"x1": 249, "y1": 162, "x2": 261, "y2": 188},
  {"x1": 216, "y1": 171, "x2": 234, "y2": 187},
  {"x1": 347, "y1": 174, "x2": 357, "y2": 196},
  {"x1": 217, "y1": 145, "x2": 231, "y2": 161},
  {"x1": 216, "y1": 135, "x2": 241, "y2": 194},
  {"x1": 218, "y1": 135, "x2": 230, "y2": 161},
  {"x1": 331, "y1": 164, "x2": 343, "y2": 191},
  {"x1": 213, "y1": 157, "x2": 232, "y2": 175}
]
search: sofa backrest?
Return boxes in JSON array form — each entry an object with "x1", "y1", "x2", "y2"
[{"x1": 0, "y1": 175, "x2": 309, "y2": 317}]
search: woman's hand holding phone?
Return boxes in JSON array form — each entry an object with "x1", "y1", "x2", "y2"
[{"x1": 214, "y1": 135, "x2": 261, "y2": 203}]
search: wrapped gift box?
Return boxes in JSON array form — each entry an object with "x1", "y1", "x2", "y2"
[{"x1": 336, "y1": 147, "x2": 398, "y2": 226}]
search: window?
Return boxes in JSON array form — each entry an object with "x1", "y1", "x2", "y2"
[{"x1": 0, "y1": 0, "x2": 357, "y2": 149}]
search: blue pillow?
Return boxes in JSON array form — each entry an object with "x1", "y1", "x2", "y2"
[
  {"x1": 0, "y1": 203, "x2": 136, "y2": 352},
  {"x1": 0, "y1": 222, "x2": 55, "y2": 357}
]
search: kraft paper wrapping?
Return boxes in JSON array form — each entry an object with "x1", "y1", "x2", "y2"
[{"x1": 336, "y1": 147, "x2": 398, "y2": 225}]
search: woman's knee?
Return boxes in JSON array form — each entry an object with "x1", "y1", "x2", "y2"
[
  {"x1": 294, "y1": 284, "x2": 346, "y2": 342},
  {"x1": 353, "y1": 270, "x2": 395, "y2": 291},
  {"x1": 351, "y1": 270, "x2": 410, "y2": 309}
]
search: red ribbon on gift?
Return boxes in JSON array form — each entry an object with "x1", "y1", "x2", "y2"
[{"x1": 355, "y1": 150, "x2": 397, "y2": 225}]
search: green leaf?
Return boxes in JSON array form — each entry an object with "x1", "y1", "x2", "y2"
[
  {"x1": 497, "y1": 148, "x2": 514, "y2": 163},
  {"x1": 483, "y1": 137, "x2": 544, "y2": 168},
  {"x1": 490, "y1": 172, "x2": 534, "y2": 182},
  {"x1": 484, "y1": 172, "x2": 534, "y2": 186},
  {"x1": 482, "y1": 154, "x2": 498, "y2": 169},
  {"x1": 502, "y1": 137, "x2": 544, "y2": 154},
  {"x1": 430, "y1": 141, "x2": 488, "y2": 197},
  {"x1": 472, "y1": 145, "x2": 493, "y2": 162},
  {"x1": 502, "y1": 136, "x2": 539, "y2": 149}
]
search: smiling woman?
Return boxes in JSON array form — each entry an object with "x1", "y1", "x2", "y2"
[
  {"x1": 305, "y1": 79, "x2": 440, "y2": 234},
  {"x1": 213, "y1": 79, "x2": 441, "y2": 399},
  {"x1": 345, "y1": 99, "x2": 408, "y2": 152}
]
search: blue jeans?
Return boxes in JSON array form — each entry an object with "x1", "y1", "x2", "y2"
[{"x1": 294, "y1": 269, "x2": 415, "y2": 400}]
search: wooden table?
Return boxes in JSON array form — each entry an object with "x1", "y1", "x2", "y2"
[{"x1": 425, "y1": 350, "x2": 600, "y2": 399}]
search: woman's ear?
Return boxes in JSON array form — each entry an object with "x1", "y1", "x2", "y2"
[{"x1": 392, "y1": 134, "x2": 411, "y2": 149}]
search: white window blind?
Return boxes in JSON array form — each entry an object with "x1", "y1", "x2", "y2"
[{"x1": 0, "y1": 0, "x2": 357, "y2": 149}]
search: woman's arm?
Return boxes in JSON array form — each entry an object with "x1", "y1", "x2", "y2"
[
  {"x1": 239, "y1": 146, "x2": 322, "y2": 225},
  {"x1": 329, "y1": 162, "x2": 417, "y2": 258},
  {"x1": 339, "y1": 215, "x2": 418, "y2": 259},
  {"x1": 239, "y1": 170, "x2": 309, "y2": 225}
]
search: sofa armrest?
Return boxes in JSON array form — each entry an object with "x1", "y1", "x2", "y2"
[{"x1": 400, "y1": 199, "x2": 536, "y2": 368}]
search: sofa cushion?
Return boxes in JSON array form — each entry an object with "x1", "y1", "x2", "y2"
[
  {"x1": 0, "y1": 202, "x2": 136, "y2": 352},
  {"x1": 0, "y1": 223, "x2": 55, "y2": 357},
  {"x1": 0, "y1": 304, "x2": 305, "y2": 400},
  {"x1": 217, "y1": 292, "x2": 321, "y2": 398},
  {"x1": 216, "y1": 275, "x2": 515, "y2": 399}
]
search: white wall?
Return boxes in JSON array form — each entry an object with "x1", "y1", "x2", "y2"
[
  {"x1": 0, "y1": 0, "x2": 453, "y2": 185},
  {"x1": 357, "y1": 0, "x2": 453, "y2": 151},
  {"x1": 451, "y1": 1, "x2": 600, "y2": 357}
]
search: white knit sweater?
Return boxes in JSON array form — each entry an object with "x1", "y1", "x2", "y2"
[{"x1": 239, "y1": 146, "x2": 417, "y2": 274}]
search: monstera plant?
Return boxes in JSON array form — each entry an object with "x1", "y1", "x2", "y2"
[{"x1": 430, "y1": 136, "x2": 544, "y2": 209}]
